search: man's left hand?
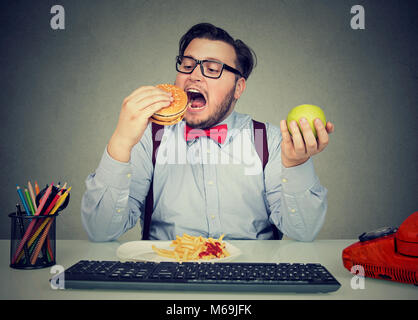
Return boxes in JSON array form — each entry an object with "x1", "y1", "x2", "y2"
[{"x1": 279, "y1": 118, "x2": 335, "y2": 168}]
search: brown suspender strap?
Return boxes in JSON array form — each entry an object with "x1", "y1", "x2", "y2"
[
  {"x1": 252, "y1": 120, "x2": 269, "y2": 170},
  {"x1": 143, "y1": 120, "x2": 282, "y2": 240},
  {"x1": 143, "y1": 122, "x2": 164, "y2": 240},
  {"x1": 252, "y1": 120, "x2": 283, "y2": 240}
]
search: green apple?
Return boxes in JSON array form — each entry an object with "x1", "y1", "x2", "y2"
[{"x1": 286, "y1": 104, "x2": 326, "y2": 138}]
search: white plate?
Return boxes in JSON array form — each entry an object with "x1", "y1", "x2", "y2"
[{"x1": 116, "y1": 240, "x2": 241, "y2": 263}]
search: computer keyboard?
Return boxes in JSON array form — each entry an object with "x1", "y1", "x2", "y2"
[{"x1": 58, "y1": 260, "x2": 341, "y2": 293}]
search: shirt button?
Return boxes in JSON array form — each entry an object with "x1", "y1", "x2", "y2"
[{"x1": 282, "y1": 178, "x2": 288, "y2": 183}]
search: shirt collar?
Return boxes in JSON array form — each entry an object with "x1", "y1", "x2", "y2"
[
  {"x1": 216, "y1": 111, "x2": 239, "y2": 146},
  {"x1": 179, "y1": 110, "x2": 251, "y2": 147}
]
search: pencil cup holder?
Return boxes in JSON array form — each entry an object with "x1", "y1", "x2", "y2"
[{"x1": 9, "y1": 212, "x2": 59, "y2": 269}]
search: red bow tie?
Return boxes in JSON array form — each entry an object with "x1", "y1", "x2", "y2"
[{"x1": 184, "y1": 124, "x2": 228, "y2": 144}]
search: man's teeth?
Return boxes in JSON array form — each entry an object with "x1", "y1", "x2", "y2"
[
  {"x1": 186, "y1": 88, "x2": 200, "y2": 92},
  {"x1": 186, "y1": 88, "x2": 206, "y2": 109}
]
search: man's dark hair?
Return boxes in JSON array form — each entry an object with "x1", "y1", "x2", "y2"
[{"x1": 178, "y1": 23, "x2": 257, "y2": 80}]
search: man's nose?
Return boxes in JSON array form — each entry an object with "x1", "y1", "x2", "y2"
[{"x1": 189, "y1": 64, "x2": 204, "y2": 81}]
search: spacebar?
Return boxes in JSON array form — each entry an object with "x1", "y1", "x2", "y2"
[{"x1": 185, "y1": 279, "x2": 310, "y2": 285}]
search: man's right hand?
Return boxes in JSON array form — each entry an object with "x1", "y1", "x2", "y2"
[{"x1": 107, "y1": 86, "x2": 173, "y2": 162}]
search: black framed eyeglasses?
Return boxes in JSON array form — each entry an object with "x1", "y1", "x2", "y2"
[{"x1": 176, "y1": 55, "x2": 243, "y2": 79}]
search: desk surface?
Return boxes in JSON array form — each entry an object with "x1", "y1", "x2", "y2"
[{"x1": 1, "y1": 239, "x2": 417, "y2": 300}]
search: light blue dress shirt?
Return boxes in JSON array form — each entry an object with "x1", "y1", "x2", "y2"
[{"x1": 81, "y1": 111, "x2": 327, "y2": 241}]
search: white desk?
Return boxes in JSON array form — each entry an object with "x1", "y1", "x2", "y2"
[{"x1": 1, "y1": 240, "x2": 417, "y2": 300}]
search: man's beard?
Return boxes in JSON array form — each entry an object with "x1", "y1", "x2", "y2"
[{"x1": 185, "y1": 86, "x2": 236, "y2": 129}]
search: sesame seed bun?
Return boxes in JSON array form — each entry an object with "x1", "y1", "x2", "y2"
[{"x1": 151, "y1": 84, "x2": 188, "y2": 125}]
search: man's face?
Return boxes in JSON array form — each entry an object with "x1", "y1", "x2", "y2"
[{"x1": 175, "y1": 38, "x2": 244, "y2": 129}]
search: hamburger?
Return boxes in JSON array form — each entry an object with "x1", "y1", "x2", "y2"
[{"x1": 150, "y1": 84, "x2": 188, "y2": 125}]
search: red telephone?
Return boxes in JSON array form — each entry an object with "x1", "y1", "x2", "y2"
[{"x1": 342, "y1": 211, "x2": 418, "y2": 285}]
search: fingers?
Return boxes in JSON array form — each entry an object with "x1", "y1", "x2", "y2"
[
  {"x1": 279, "y1": 120, "x2": 293, "y2": 145},
  {"x1": 138, "y1": 100, "x2": 173, "y2": 119},
  {"x1": 288, "y1": 120, "x2": 306, "y2": 155},
  {"x1": 132, "y1": 92, "x2": 173, "y2": 111},
  {"x1": 299, "y1": 118, "x2": 317, "y2": 155},
  {"x1": 126, "y1": 86, "x2": 171, "y2": 101},
  {"x1": 124, "y1": 86, "x2": 173, "y2": 111},
  {"x1": 131, "y1": 87, "x2": 173, "y2": 104},
  {"x1": 326, "y1": 121, "x2": 334, "y2": 133},
  {"x1": 315, "y1": 119, "x2": 329, "y2": 152},
  {"x1": 121, "y1": 86, "x2": 175, "y2": 125}
]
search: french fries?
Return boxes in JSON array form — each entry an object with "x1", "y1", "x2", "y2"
[{"x1": 152, "y1": 233, "x2": 230, "y2": 261}]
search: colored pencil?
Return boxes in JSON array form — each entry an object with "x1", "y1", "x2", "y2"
[
  {"x1": 15, "y1": 219, "x2": 47, "y2": 263},
  {"x1": 16, "y1": 204, "x2": 31, "y2": 264},
  {"x1": 24, "y1": 188, "x2": 35, "y2": 215},
  {"x1": 42, "y1": 190, "x2": 62, "y2": 216},
  {"x1": 46, "y1": 236, "x2": 54, "y2": 261},
  {"x1": 11, "y1": 218, "x2": 37, "y2": 264},
  {"x1": 16, "y1": 185, "x2": 31, "y2": 216},
  {"x1": 28, "y1": 181, "x2": 38, "y2": 211},
  {"x1": 48, "y1": 187, "x2": 71, "y2": 216},
  {"x1": 26, "y1": 218, "x2": 51, "y2": 249},
  {"x1": 34, "y1": 181, "x2": 40, "y2": 195},
  {"x1": 33, "y1": 183, "x2": 53, "y2": 216},
  {"x1": 30, "y1": 219, "x2": 55, "y2": 265}
]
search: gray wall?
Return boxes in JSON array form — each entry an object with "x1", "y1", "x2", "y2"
[{"x1": 1, "y1": 0, "x2": 417, "y2": 240}]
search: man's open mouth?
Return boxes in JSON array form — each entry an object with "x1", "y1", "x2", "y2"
[{"x1": 186, "y1": 88, "x2": 207, "y2": 110}]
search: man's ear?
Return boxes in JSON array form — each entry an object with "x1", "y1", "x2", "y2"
[{"x1": 234, "y1": 77, "x2": 246, "y2": 100}]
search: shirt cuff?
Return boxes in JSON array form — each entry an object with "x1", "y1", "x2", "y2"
[
  {"x1": 280, "y1": 158, "x2": 318, "y2": 194},
  {"x1": 94, "y1": 147, "x2": 133, "y2": 189}
]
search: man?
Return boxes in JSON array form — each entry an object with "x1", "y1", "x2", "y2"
[{"x1": 81, "y1": 23, "x2": 334, "y2": 242}]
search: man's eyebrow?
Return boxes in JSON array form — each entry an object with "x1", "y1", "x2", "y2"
[
  {"x1": 184, "y1": 54, "x2": 225, "y2": 62},
  {"x1": 204, "y1": 56, "x2": 224, "y2": 62}
]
